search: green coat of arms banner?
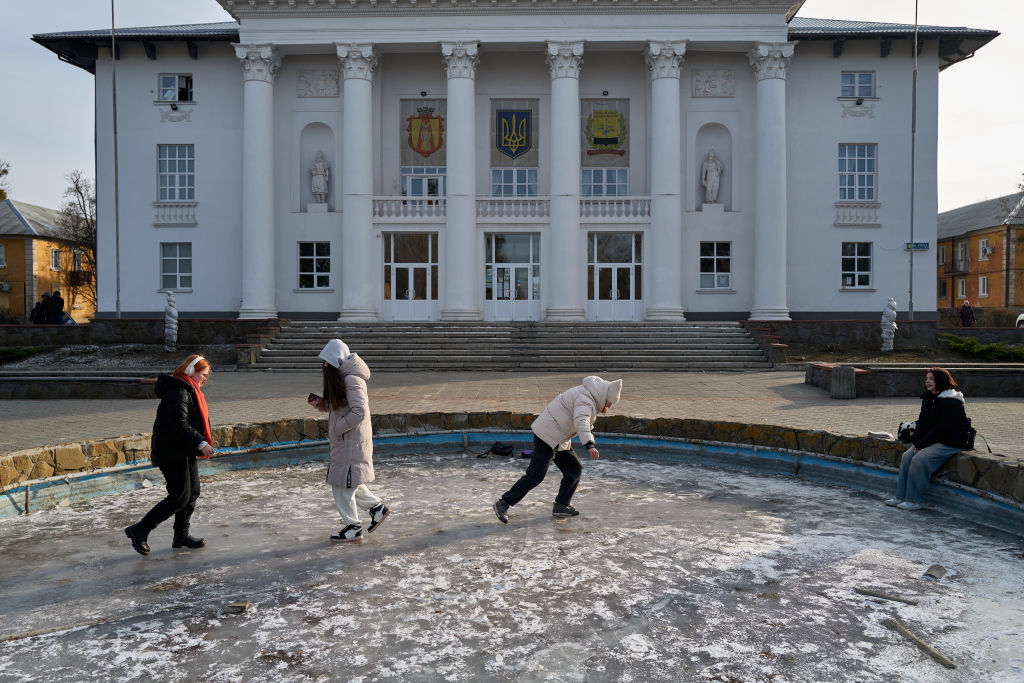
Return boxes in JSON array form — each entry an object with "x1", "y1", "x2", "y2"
[{"x1": 581, "y1": 99, "x2": 629, "y2": 167}]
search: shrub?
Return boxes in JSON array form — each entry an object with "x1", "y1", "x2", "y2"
[{"x1": 938, "y1": 334, "x2": 1024, "y2": 361}]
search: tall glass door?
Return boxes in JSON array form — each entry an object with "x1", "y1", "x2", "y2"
[
  {"x1": 587, "y1": 232, "x2": 643, "y2": 321},
  {"x1": 382, "y1": 232, "x2": 439, "y2": 320},
  {"x1": 484, "y1": 233, "x2": 540, "y2": 321}
]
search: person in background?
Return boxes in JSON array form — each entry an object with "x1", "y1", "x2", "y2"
[
  {"x1": 493, "y1": 376, "x2": 622, "y2": 523},
  {"x1": 47, "y1": 289, "x2": 65, "y2": 324},
  {"x1": 29, "y1": 293, "x2": 48, "y2": 324},
  {"x1": 125, "y1": 354, "x2": 215, "y2": 555},
  {"x1": 309, "y1": 339, "x2": 391, "y2": 543},
  {"x1": 959, "y1": 300, "x2": 976, "y2": 327},
  {"x1": 886, "y1": 367, "x2": 971, "y2": 511}
]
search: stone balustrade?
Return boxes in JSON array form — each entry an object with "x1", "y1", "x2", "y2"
[
  {"x1": 580, "y1": 196, "x2": 651, "y2": 221},
  {"x1": 152, "y1": 201, "x2": 197, "y2": 227},
  {"x1": 372, "y1": 197, "x2": 446, "y2": 220},
  {"x1": 476, "y1": 198, "x2": 550, "y2": 221}
]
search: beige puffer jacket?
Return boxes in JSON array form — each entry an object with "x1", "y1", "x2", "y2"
[
  {"x1": 326, "y1": 354, "x2": 374, "y2": 488},
  {"x1": 531, "y1": 376, "x2": 622, "y2": 451}
]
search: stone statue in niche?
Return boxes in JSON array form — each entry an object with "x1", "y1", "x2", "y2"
[
  {"x1": 309, "y1": 151, "x2": 330, "y2": 204},
  {"x1": 881, "y1": 297, "x2": 898, "y2": 352},
  {"x1": 701, "y1": 149, "x2": 724, "y2": 204}
]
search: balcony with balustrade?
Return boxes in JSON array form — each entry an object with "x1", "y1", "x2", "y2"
[
  {"x1": 370, "y1": 195, "x2": 652, "y2": 226},
  {"x1": 153, "y1": 202, "x2": 197, "y2": 227}
]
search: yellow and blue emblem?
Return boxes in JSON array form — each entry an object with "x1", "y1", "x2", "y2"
[{"x1": 496, "y1": 110, "x2": 531, "y2": 159}]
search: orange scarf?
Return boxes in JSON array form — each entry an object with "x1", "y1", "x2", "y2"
[{"x1": 175, "y1": 373, "x2": 213, "y2": 453}]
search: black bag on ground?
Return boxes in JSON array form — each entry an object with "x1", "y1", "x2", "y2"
[{"x1": 489, "y1": 442, "x2": 514, "y2": 456}]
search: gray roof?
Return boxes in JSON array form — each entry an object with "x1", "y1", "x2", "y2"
[
  {"x1": 937, "y1": 193, "x2": 1024, "y2": 240},
  {"x1": 33, "y1": 16, "x2": 997, "y2": 72},
  {"x1": 0, "y1": 200, "x2": 64, "y2": 239}
]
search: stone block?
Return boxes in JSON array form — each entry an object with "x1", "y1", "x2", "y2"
[
  {"x1": 93, "y1": 453, "x2": 118, "y2": 468},
  {"x1": 976, "y1": 460, "x2": 1019, "y2": 498},
  {"x1": 11, "y1": 454, "x2": 35, "y2": 475},
  {"x1": 0, "y1": 465, "x2": 21, "y2": 488},
  {"x1": 29, "y1": 461, "x2": 54, "y2": 480},
  {"x1": 953, "y1": 455, "x2": 979, "y2": 487},
  {"x1": 86, "y1": 440, "x2": 120, "y2": 459},
  {"x1": 53, "y1": 445, "x2": 89, "y2": 472},
  {"x1": 830, "y1": 366, "x2": 857, "y2": 399}
]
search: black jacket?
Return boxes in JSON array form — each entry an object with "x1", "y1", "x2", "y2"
[
  {"x1": 913, "y1": 389, "x2": 970, "y2": 450},
  {"x1": 151, "y1": 374, "x2": 209, "y2": 465}
]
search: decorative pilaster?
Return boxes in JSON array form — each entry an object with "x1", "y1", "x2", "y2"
[
  {"x1": 545, "y1": 41, "x2": 586, "y2": 321},
  {"x1": 234, "y1": 44, "x2": 281, "y2": 319},
  {"x1": 747, "y1": 42, "x2": 795, "y2": 320},
  {"x1": 337, "y1": 43, "x2": 379, "y2": 321},
  {"x1": 644, "y1": 40, "x2": 687, "y2": 321},
  {"x1": 441, "y1": 41, "x2": 482, "y2": 320}
]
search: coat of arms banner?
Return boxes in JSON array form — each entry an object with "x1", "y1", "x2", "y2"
[
  {"x1": 490, "y1": 99, "x2": 539, "y2": 166},
  {"x1": 401, "y1": 99, "x2": 446, "y2": 165},
  {"x1": 581, "y1": 99, "x2": 629, "y2": 167}
]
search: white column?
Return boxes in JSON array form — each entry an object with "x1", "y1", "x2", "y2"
[
  {"x1": 747, "y1": 42, "x2": 795, "y2": 320},
  {"x1": 545, "y1": 41, "x2": 586, "y2": 321},
  {"x1": 337, "y1": 44, "x2": 379, "y2": 321},
  {"x1": 441, "y1": 42, "x2": 481, "y2": 320},
  {"x1": 234, "y1": 44, "x2": 281, "y2": 319},
  {"x1": 644, "y1": 41, "x2": 687, "y2": 321}
]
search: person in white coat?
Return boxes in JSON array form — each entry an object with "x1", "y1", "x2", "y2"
[
  {"x1": 493, "y1": 376, "x2": 623, "y2": 523},
  {"x1": 308, "y1": 339, "x2": 391, "y2": 542}
]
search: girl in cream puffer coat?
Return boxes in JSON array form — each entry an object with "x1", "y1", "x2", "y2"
[{"x1": 493, "y1": 376, "x2": 622, "y2": 523}]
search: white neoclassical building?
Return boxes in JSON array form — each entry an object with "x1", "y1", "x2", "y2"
[{"x1": 33, "y1": 1, "x2": 996, "y2": 322}]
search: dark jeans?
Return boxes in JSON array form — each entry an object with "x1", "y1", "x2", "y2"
[
  {"x1": 137, "y1": 455, "x2": 200, "y2": 535},
  {"x1": 501, "y1": 435, "x2": 582, "y2": 507}
]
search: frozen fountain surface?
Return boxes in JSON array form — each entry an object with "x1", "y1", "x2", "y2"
[{"x1": 1, "y1": 449, "x2": 1022, "y2": 682}]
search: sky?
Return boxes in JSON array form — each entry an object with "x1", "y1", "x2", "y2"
[{"x1": 1, "y1": 0, "x2": 1020, "y2": 212}]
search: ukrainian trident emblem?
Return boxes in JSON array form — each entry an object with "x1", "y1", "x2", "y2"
[
  {"x1": 496, "y1": 110, "x2": 531, "y2": 159},
  {"x1": 407, "y1": 107, "x2": 444, "y2": 158}
]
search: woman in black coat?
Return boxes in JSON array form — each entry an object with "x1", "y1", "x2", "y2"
[{"x1": 125, "y1": 355, "x2": 215, "y2": 555}]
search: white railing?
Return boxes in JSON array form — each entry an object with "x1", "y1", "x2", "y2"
[
  {"x1": 372, "y1": 198, "x2": 446, "y2": 220},
  {"x1": 153, "y1": 202, "x2": 197, "y2": 227},
  {"x1": 834, "y1": 202, "x2": 881, "y2": 227},
  {"x1": 476, "y1": 198, "x2": 550, "y2": 220},
  {"x1": 580, "y1": 197, "x2": 651, "y2": 220}
]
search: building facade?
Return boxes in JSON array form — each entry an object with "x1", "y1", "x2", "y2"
[{"x1": 33, "y1": 1, "x2": 996, "y2": 321}]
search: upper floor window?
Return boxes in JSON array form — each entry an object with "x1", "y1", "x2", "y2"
[
  {"x1": 841, "y1": 242, "x2": 872, "y2": 288},
  {"x1": 491, "y1": 168, "x2": 537, "y2": 197},
  {"x1": 841, "y1": 72, "x2": 875, "y2": 98},
  {"x1": 956, "y1": 241, "x2": 969, "y2": 266},
  {"x1": 582, "y1": 168, "x2": 628, "y2": 197},
  {"x1": 72, "y1": 250, "x2": 83, "y2": 271},
  {"x1": 50, "y1": 247, "x2": 61, "y2": 271},
  {"x1": 0, "y1": 244, "x2": 6, "y2": 268},
  {"x1": 838, "y1": 144, "x2": 876, "y2": 202},
  {"x1": 979, "y1": 238, "x2": 990, "y2": 260},
  {"x1": 158, "y1": 144, "x2": 195, "y2": 202},
  {"x1": 159, "y1": 74, "x2": 193, "y2": 102},
  {"x1": 937, "y1": 245, "x2": 947, "y2": 265},
  {"x1": 938, "y1": 280, "x2": 947, "y2": 299},
  {"x1": 957, "y1": 277, "x2": 967, "y2": 298},
  {"x1": 401, "y1": 166, "x2": 446, "y2": 202}
]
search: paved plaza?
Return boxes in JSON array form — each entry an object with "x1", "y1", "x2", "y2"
[{"x1": 0, "y1": 370, "x2": 1021, "y2": 461}]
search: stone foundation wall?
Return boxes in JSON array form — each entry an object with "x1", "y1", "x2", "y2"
[
  {"x1": 0, "y1": 318, "x2": 280, "y2": 347},
  {"x1": 743, "y1": 320, "x2": 1023, "y2": 347},
  {"x1": 806, "y1": 362, "x2": 1024, "y2": 397},
  {"x1": 1, "y1": 412, "x2": 1021, "y2": 506}
]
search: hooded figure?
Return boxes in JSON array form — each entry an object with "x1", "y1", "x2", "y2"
[
  {"x1": 493, "y1": 376, "x2": 623, "y2": 523},
  {"x1": 312, "y1": 339, "x2": 390, "y2": 542}
]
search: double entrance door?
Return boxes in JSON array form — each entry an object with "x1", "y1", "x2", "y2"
[
  {"x1": 484, "y1": 233, "x2": 541, "y2": 321},
  {"x1": 382, "y1": 232, "x2": 439, "y2": 321},
  {"x1": 586, "y1": 232, "x2": 643, "y2": 321}
]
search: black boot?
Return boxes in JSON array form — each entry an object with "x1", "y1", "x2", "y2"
[
  {"x1": 125, "y1": 524, "x2": 150, "y2": 556},
  {"x1": 172, "y1": 529, "x2": 206, "y2": 549}
]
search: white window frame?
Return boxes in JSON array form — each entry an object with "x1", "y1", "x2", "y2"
[
  {"x1": 72, "y1": 250, "x2": 83, "y2": 271},
  {"x1": 978, "y1": 238, "x2": 990, "y2": 261},
  {"x1": 957, "y1": 277, "x2": 967, "y2": 299},
  {"x1": 158, "y1": 74, "x2": 193, "y2": 103},
  {"x1": 840, "y1": 71, "x2": 876, "y2": 98},
  {"x1": 938, "y1": 279, "x2": 947, "y2": 300},
  {"x1": 490, "y1": 167, "x2": 538, "y2": 197},
  {"x1": 160, "y1": 242, "x2": 193, "y2": 291},
  {"x1": 979, "y1": 275, "x2": 989, "y2": 298},
  {"x1": 841, "y1": 242, "x2": 872, "y2": 289},
  {"x1": 699, "y1": 241, "x2": 732, "y2": 290},
  {"x1": 838, "y1": 143, "x2": 876, "y2": 202},
  {"x1": 158, "y1": 144, "x2": 195, "y2": 202},
  {"x1": 298, "y1": 241, "x2": 331, "y2": 290},
  {"x1": 937, "y1": 245, "x2": 946, "y2": 265},
  {"x1": 581, "y1": 168, "x2": 628, "y2": 197},
  {"x1": 50, "y1": 247, "x2": 61, "y2": 271},
  {"x1": 957, "y1": 241, "x2": 969, "y2": 264}
]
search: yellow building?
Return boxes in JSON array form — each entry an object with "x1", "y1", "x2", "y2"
[
  {"x1": 936, "y1": 194, "x2": 1024, "y2": 311},
  {"x1": 0, "y1": 199, "x2": 95, "y2": 323}
]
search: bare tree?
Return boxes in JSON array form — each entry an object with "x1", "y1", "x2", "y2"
[
  {"x1": 56, "y1": 170, "x2": 97, "y2": 311},
  {"x1": 0, "y1": 160, "x2": 10, "y2": 200}
]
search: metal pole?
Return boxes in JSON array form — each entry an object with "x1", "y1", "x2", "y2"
[
  {"x1": 908, "y1": 0, "x2": 919, "y2": 321},
  {"x1": 111, "y1": 0, "x2": 122, "y2": 318}
]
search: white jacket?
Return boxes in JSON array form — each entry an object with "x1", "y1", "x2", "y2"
[{"x1": 531, "y1": 376, "x2": 622, "y2": 450}]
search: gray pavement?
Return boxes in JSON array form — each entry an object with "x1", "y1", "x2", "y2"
[{"x1": 1, "y1": 370, "x2": 1021, "y2": 460}]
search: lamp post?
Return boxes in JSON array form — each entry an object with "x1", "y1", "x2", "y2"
[{"x1": 110, "y1": 0, "x2": 121, "y2": 319}]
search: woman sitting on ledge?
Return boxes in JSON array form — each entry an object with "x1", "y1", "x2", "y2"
[{"x1": 886, "y1": 367, "x2": 971, "y2": 511}]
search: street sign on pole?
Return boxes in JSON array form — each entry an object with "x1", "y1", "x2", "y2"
[{"x1": 905, "y1": 242, "x2": 929, "y2": 251}]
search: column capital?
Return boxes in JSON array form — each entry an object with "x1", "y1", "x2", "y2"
[
  {"x1": 336, "y1": 43, "x2": 378, "y2": 81},
  {"x1": 234, "y1": 44, "x2": 281, "y2": 83},
  {"x1": 441, "y1": 41, "x2": 480, "y2": 80},
  {"x1": 546, "y1": 41, "x2": 584, "y2": 80},
  {"x1": 645, "y1": 41, "x2": 686, "y2": 80},
  {"x1": 747, "y1": 42, "x2": 796, "y2": 81}
]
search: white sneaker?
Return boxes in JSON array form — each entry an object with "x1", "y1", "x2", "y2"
[
  {"x1": 884, "y1": 498, "x2": 902, "y2": 507},
  {"x1": 331, "y1": 524, "x2": 363, "y2": 542},
  {"x1": 897, "y1": 501, "x2": 923, "y2": 511},
  {"x1": 367, "y1": 502, "x2": 391, "y2": 533}
]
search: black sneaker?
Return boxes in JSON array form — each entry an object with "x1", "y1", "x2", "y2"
[
  {"x1": 172, "y1": 532, "x2": 206, "y2": 549},
  {"x1": 367, "y1": 503, "x2": 391, "y2": 533},
  {"x1": 552, "y1": 502, "x2": 579, "y2": 518},
  {"x1": 331, "y1": 524, "x2": 363, "y2": 542},
  {"x1": 124, "y1": 524, "x2": 150, "y2": 556},
  {"x1": 493, "y1": 498, "x2": 509, "y2": 524}
]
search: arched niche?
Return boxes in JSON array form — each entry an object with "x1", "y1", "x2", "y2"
[
  {"x1": 695, "y1": 123, "x2": 732, "y2": 211},
  {"x1": 300, "y1": 122, "x2": 336, "y2": 212}
]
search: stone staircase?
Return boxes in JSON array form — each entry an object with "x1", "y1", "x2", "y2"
[{"x1": 242, "y1": 321, "x2": 772, "y2": 372}]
